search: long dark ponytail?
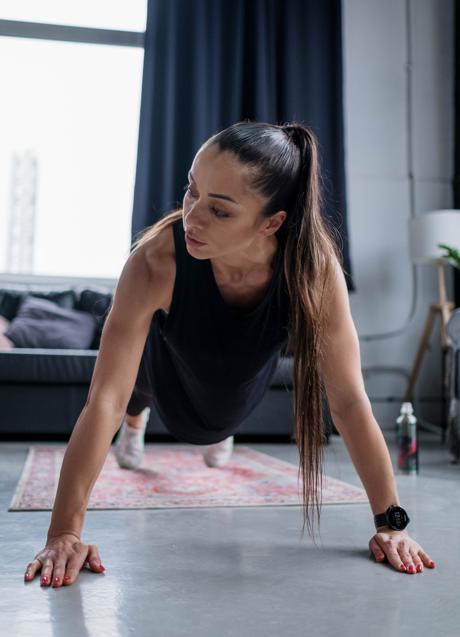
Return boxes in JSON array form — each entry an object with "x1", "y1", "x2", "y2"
[{"x1": 280, "y1": 123, "x2": 343, "y2": 542}]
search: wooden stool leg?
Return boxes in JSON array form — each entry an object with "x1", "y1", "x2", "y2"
[
  {"x1": 439, "y1": 301, "x2": 455, "y2": 348},
  {"x1": 404, "y1": 305, "x2": 438, "y2": 402}
]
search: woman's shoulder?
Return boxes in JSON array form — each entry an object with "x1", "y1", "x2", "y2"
[
  {"x1": 142, "y1": 222, "x2": 176, "y2": 269},
  {"x1": 137, "y1": 221, "x2": 177, "y2": 312}
]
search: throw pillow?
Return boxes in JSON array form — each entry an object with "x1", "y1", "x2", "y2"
[{"x1": 4, "y1": 295, "x2": 97, "y2": 349}]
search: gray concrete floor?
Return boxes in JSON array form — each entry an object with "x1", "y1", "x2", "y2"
[{"x1": 1, "y1": 430, "x2": 458, "y2": 637}]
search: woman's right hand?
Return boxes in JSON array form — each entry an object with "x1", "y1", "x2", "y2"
[{"x1": 24, "y1": 533, "x2": 105, "y2": 587}]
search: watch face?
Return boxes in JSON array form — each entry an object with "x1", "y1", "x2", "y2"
[{"x1": 387, "y1": 506, "x2": 409, "y2": 529}]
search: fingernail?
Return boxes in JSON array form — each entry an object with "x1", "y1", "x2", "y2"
[
  {"x1": 63, "y1": 575, "x2": 71, "y2": 582},
  {"x1": 416, "y1": 565, "x2": 423, "y2": 572},
  {"x1": 400, "y1": 564, "x2": 406, "y2": 571},
  {"x1": 430, "y1": 561, "x2": 435, "y2": 567},
  {"x1": 99, "y1": 564, "x2": 105, "y2": 571}
]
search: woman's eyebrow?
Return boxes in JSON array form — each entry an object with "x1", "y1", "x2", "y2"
[{"x1": 188, "y1": 170, "x2": 240, "y2": 205}]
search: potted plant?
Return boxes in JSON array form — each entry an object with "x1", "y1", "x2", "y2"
[{"x1": 438, "y1": 243, "x2": 460, "y2": 270}]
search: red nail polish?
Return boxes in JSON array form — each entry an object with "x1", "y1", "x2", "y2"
[
  {"x1": 400, "y1": 564, "x2": 406, "y2": 571},
  {"x1": 63, "y1": 576, "x2": 71, "y2": 582}
]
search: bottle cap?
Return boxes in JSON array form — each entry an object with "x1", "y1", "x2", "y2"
[{"x1": 400, "y1": 402, "x2": 414, "y2": 415}]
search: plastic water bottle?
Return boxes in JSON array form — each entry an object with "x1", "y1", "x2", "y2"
[{"x1": 396, "y1": 402, "x2": 418, "y2": 474}]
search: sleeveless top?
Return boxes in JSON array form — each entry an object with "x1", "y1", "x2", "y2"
[{"x1": 144, "y1": 216, "x2": 291, "y2": 445}]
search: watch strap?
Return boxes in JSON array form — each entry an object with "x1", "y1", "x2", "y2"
[{"x1": 374, "y1": 512, "x2": 389, "y2": 529}]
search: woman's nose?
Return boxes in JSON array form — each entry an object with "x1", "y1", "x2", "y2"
[{"x1": 184, "y1": 207, "x2": 204, "y2": 229}]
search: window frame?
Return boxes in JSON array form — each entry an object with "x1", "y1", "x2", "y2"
[{"x1": 0, "y1": 17, "x2": 145, "y2": 287}]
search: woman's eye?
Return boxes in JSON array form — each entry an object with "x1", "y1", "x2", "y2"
[
  {"x1": 183, "y1": 184, "x2": 229, "y2": 218},
  {"x1": 211, "y1": 207, "x2": 228, "y2": 218}
]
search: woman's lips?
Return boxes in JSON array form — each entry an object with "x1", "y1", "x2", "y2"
[{"x1": 185, "y1": 232, "x2": 207, "y2": 246}]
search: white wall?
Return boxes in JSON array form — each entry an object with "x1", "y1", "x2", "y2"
[{"x1": 342, "y1": 0, "x2": 455, "y2": 430}]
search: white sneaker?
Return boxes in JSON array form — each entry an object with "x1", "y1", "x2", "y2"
[
  {"x1": 114, "y1": 407, "x2": 151, "y2": 469},
  {"x1": 202, "y1": 435, "x2": 234, "y2": 468}
]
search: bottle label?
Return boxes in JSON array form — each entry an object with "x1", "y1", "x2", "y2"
[{"x1": 397, "y1": 433, "x2": 418, "y2": 473}]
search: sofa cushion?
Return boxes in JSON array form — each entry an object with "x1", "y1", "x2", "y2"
[
  {"x1": 0, "y1": 288, "x2": 77, "y2": 321},
  {"x1": 4, "y1": 295, "x2": 97, "y2": 349},
  {"x1": 0, "y1": 348, "x2": 97, "y2": 383},
  {"x1": 75, "y1": 288, "x2": 113, "y2": 349}
]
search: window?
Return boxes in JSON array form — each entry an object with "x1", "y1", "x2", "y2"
[{"x1": 0, "y1": 3, "x2": 146, "y2": 279}]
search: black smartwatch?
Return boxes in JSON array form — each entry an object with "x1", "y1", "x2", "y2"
[{"x1": 374, "y1": 505, "x2": 410, "y2": 531}]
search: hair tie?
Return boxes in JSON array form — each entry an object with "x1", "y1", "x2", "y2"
[{"x1": 283, "y1": 124, "x2": 302, "y2": 145}]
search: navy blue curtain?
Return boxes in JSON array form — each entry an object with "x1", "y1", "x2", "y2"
[
  {"x1": 454, "y1": 0, "x2": 460, "y2": 308},
  {"x1": 131, "y1": 0, "x2": 355, "y2": 291}
]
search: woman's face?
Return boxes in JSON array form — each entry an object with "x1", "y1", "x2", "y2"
[{"x1": 182, "y1": 144, "x2": 285, "y2": 260}]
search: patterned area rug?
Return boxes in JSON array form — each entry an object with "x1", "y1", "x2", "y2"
[{"x1": 9, "y1": 445, "x2": 369, "y2": 510}]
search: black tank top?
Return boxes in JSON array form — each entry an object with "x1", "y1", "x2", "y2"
[{"x1": 145, "y1": 216, "x2": 290, "y2": 444}]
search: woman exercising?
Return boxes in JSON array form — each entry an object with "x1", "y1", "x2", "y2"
[{"x1": 24, "y1": 120, "x2": 436, "y2": 588}]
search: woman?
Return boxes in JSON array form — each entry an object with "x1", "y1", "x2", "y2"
[{"x1": 24, "y1": 121, "x2": 436, "y2": 588}]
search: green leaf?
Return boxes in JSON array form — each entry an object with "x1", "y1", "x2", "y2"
[{"x1": 438, "y1": 243, "x2": 460, "y2": 270}]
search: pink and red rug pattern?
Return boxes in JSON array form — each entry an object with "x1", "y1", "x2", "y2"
[{"x1": 9, "y1": 444, "x2": 369, "y2": 510}]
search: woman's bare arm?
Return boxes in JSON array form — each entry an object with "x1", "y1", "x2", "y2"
[{"x1": 47, "y1": 245, "x2": 164, "y2": 540}]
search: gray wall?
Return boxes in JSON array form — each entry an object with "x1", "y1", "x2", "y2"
[{"x1": 343, "y1": 0, "x2": 455, "y2": 431}]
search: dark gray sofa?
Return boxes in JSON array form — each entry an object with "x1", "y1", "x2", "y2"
[{"x1": 0, "y1": 284, "x2": 335, "y2": 442}]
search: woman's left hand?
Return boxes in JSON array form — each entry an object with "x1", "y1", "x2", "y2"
[{"x1": 369, "y1": 527, "x2": 436, "y2": 574}]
